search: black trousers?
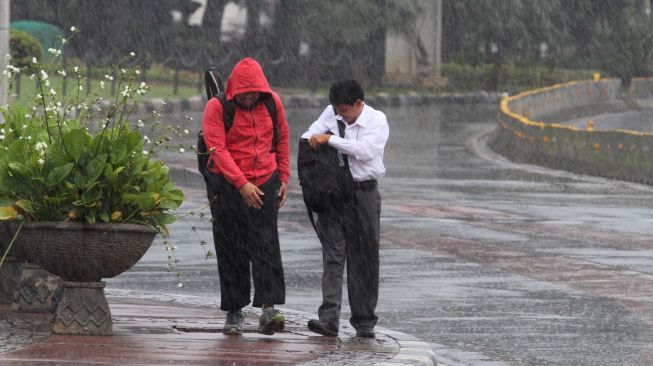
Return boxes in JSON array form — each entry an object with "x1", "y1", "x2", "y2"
[
  {"x1": 206, "y1": 172, "x2": 285, "y2": 311},
  {"x1": 315, "y1": 186, "x2": 380, "y2": 331}
]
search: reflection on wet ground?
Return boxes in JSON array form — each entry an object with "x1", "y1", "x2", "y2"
[{"x1": 109, "y1": 104, "x2": 653, "y2": 366}]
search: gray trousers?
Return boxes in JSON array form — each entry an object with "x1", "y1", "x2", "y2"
[{"x1": 315, "y1": 186, "x2": 380, "y2": 331}]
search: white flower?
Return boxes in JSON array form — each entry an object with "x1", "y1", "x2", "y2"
[
  {"x1": 142, "y1": 150, "x2": 149, "y2": 155},
  {"x1": 40, "y1": 70, "x2": 48, "y2": 80},
  {"x1": 79, "y1": 85, "x2": 83, "y2": 91},
  {"x1": 177, "y1": 282, "x2": 184, "y2": 288},
  {"x1": 161, "y1": 100, "x2": 167, "y2": 105},
  {"x1": 73, "y1": 66, "x2": 79, "y2": 72},
  {"x1": 135, "y1": 70, "x2": 140, "y2": 75},
  {"x1": 50, "y1": 88, "x2": 56, "y2": 95},
  {"x1": 37, "y1": 158, "x2": 44, "y2": 165},
  {"x1": 121, "y1": 68, "x2": 127, "y2": 74},
  {"x1": 32, "y1": 57, "x2": 37, "y2": 64},
  {"x1": 178, "y1": 147, "x2": 185, "y2": 153},
  {"x1": 22, "y1": 124, "x2": 27, "y2": 129},
  {"x1": 137, "y1": 120, "x2": 144, "y2": 128},
  {"x1": 100, "y1": 81, "x2": 105, "y2": 89},
  {"x1": 0, "y1": 135, "x2": 4, "y2": 140},
  {"x1": 70, "y1": 26, "x2": 77, "y2": 32},
  {"x1": 130, "y1": 52, "x2": 136, "y2": 56},
  {"x1": 183, "y1": 129, "x2": 189, "y2": 135},
  {"x1": 104, "y1": 74, "x2": 114, "y2": 81},
  {"x1": 27, "y1": 136, "x2": 32, "y2": 140},
  {"x1": 61, "y1": 38, "x2": 67, "y2": 45}
]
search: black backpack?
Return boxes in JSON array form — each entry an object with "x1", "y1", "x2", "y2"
[
  {"x1": 197, "y1": 67, "x2": 279, "y2": 182},
  {"x1": 297, "y1": 120, "x2": 354, "y2": 229}
]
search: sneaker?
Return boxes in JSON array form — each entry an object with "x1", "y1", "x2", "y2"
[
  {"x1": 223, "y1": 310, "x2": 245, "y2": 335},
  {"x1": 307, "y1": 319, "x2": 338, "y2": 337},
  {"x1": 258, "y1": 307, "x2": 285, "y2": 335},
  {"x1": 355, "y1": 328, "x2": 375, "y2": 338}
]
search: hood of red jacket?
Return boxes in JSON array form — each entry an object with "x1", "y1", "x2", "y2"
[{"x1": 225, "y1": 58, "x2": 272, "y2": 100}]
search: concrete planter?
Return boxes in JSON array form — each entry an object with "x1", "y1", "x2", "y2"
[{"x1": 9, "y1": 221, "x2": 156, "y2": 335}]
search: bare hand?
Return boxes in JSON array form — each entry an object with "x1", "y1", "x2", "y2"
[
  {"x1": 239, "y1": 182, "x2": 264, "y2": 209},
  {"x1": 308, "y1": 134, "x2": 331, "y2": 149},
  {"x1": 278, "y1": 182, "x2": 288, "y2": 208}
]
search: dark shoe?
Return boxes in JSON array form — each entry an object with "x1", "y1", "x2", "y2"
[
  {"x1": 223, "y1": 310, "x2": 245, "y2": 335},
  {"x1": 307, "y1": 319, "x2": 338, "y2": 337},
  {"x1": 356, "y1": 329, "x2": 375, "y2": 338},
  {"x1": 258, "y1": 307, "x2": 285, "y2": 335}
]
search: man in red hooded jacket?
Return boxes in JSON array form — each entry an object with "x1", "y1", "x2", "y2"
[{"x1": 202, "y1": 58, "x2": 290, "y2": 336}]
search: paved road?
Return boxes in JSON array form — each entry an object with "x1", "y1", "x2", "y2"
[{"x1": 108, "y1": 104, "x2": 653, "y2": 365}]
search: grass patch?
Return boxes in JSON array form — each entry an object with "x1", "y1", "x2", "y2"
[{"x1": 9, "y1": 74, "x2": 202, "y2": 109}]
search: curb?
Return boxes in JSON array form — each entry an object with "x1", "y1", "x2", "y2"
[{"x1": 99, "y1": 91, "x2": 504, "y2": 116}]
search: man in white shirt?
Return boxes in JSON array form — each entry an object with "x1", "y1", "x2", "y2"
[{"x1": 301, "y1": 79, "x2": 389, "y2": 338}]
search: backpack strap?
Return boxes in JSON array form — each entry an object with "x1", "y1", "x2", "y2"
[
  {"x1": 336, "y1": 119, "x2": 349, "y2": 168},
  {"x1": 262, "y1": 94, "x2": 279, "y2": 152},
  {"x1": 216, "y1": 93, "x2": 236, "y2": 133}
]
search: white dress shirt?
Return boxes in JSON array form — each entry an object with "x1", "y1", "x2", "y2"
[{"x1": 302, "y1": 103, "x2": 389, "y2": 181}]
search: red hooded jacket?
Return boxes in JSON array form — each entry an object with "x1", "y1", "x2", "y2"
[{"x1": 201, "y1": 58, "x2": 290, "y2": 189}]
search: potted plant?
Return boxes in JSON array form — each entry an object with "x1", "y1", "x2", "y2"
[{"x1": 0, "y1": 29, "x2": 185, "y2": 335}]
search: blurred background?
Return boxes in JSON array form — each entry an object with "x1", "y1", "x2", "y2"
[{"x1": 6, "y1": 0, "x2": 653, "y2": 96}]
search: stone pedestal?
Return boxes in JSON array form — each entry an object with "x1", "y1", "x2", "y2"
[
  {"x1": 12, "y1": 262, "x2": 63, "y2": 313},
  {"x1": 0, "y1": 257, "x2": 22, "y2": 304},
  {"x1": 53, "y1": 281, "x2": 113, "y2": 336}
]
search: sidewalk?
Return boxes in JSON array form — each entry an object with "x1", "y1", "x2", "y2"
[{"x1": 0, "y1": 290, "x2": 437, "y2": 365}]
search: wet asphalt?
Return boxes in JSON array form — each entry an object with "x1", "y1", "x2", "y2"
[{"x1": 107, "y1": 104, "x2": 653, "y2": 366}]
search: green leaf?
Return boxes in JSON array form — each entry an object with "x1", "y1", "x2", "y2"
[
  {"x1": 165, "y1": 189, "x2": 185, "y2": 202},
  {"x1": 81, "y1": 182, "x2": 102, "y2": 204},
  {"x1": 130, "y1": 155, "x2": 148, "y2": 175},
  {"x1": 44, "y1": 195, "x2": 70, "y2": 206},
  {"x1": 84, "y1": 154, "x2": 108, "y2": 187},
  {"x1": 15, "y1": 199, "x2": 34, "y2": 213},
  {"x1": 157, "y1": 199, "x2": 181, "y2": 210},
  {"x1": 109, "y1": 138, "x2": 129, "y2": 164},
  {"x1": 46, "y1": 163, "x2": 74, "y2": 187},
  {"x1": 73, "y1": 170, "x2": 87, "y2": 189},
  {"x1": 92, "y1": 134, "x2": 110, "y2": 154},
  {"x1": 8, "y1": 162, "x2": 30, "y2": 178},
  {"x1": 64, "y1": 129, "x2": 92, "y2": 161},
  {"x1": 121, "y1": 193, "x2": 155, "y2": 210},
  {"x1": 154, "y1": 212, "x2": 177, "y2": 225},
  {"x1": 7, "y1": 140, "x2": 29, "y2": 163},
  {"x1": 98, "y1": 210, "x2": 110, "y2": 223},
  {"x1": 48, "y1": 144, "x2": 70, "y2": 166},
  {"x1": 103, "y1": 164, "x2": 116, "y2": 182},
  {"x1": 86, "y1": 209, "x2": 97, "y2": 224},
  {"x1": 126, "y1": 131, "x2": 143, "y2": 152}
]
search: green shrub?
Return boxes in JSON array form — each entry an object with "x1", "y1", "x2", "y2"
[
  {"x1": 442, "y1": 62, "x2": 598, "y2": 94},
  {"x1": 9, "y1": 29, "x2": 43, "y2": 72}
]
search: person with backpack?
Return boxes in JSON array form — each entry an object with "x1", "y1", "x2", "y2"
[
  {"x1": 300, "y1": 79, "x2": 389, "y2": 338},
  {"x1": 201, "y1": 57, "x2": 290, "y2": 336}
]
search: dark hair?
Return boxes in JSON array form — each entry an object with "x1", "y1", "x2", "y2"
[{"x1": 328, "y1": 79, "x2": 364, "y2": 106}]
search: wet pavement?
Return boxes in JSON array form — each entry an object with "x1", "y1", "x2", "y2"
[{"x1": 3, "y1": 103, "x2": 653, "y2": 365}]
